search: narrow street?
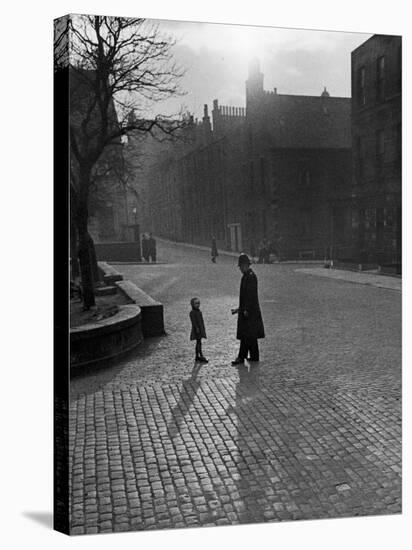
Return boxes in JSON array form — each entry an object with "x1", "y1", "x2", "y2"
[{"x1": 69, "y1": 241, "x2": 401, "y2": 534}]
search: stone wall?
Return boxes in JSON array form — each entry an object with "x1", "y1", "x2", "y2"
[{"x1": 95, "y1": 241, "x2": 141, "y2": 263}]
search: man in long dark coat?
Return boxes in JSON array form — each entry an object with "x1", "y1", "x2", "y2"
[
  {"x1": 148, "y1": 233, "x2": 157, "y2": 262},
  {"x1": 231, "y1": 253, "x2": 265, "y2": 365},
  {"x1": 141, "y1": 234, "x2": 149, "y2": 262},
  {"x1": 211, "y1": 236, "x2": 218, "y2": 263}
]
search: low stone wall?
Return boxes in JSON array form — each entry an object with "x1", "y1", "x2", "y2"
[
  {"x1": 70, "y1": 304, "x2": 143, "y2": 369},
  {"x1": 333, "y1": 260, "x2": 378, "y2": 272},
  {"x1": 116, "y1": 280, "x2": 165, "y2": 337},
  {"x1": 380, "y1": 263, "x2": 402, "y2": 276},
  {"x1": 97, "y1": 261, "x2": 123, "y2": 284},
  {"x1": 95, "y1": 241, "x2": 141, "y2": 263}
]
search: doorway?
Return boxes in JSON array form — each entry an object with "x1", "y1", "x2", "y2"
[{"x1": 228, "y1": 223, "x2": 242, "y2": 252}]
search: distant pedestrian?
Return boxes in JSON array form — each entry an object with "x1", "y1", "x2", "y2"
[
  {"x1": 258, "y1": 239, "x2": 265, "y2": 263},
  {"x1": 148, "y1": 233, "x2": 157, "y2": 262},
  {"x1": 250, "y1": 240, "x2": 256, "y2": 263},
  {"x1": 258, "y1": 238, "x2": 270, "y2": 263},
  {"x1": 189, "y1": 297, "x2": 208, "y2": 363},
  {"x1": 141, "y1": 234, "x2": 149, "y2": 262},
  {"x1": 265, "y1": 239, "x2": 272, "y2": 263},
  {"x1": 211, "y1": 236, "x2": 218, "y2": 263},
  {"x1": 231, "y1": 253, "x2": 265, "y2": 365},
  {"x1": 276, "y1": 236, "x2": 284, "y2": 261}
]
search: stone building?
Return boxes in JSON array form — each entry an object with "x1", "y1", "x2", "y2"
[
  {"x1": 243, "y1": 60, "x2": 351, "y2": 259},
  {"x1": 350, "y1": 34, "x2": 402, "y2": 270},
  {"x1": 69, "y1": 68, "x2": 133, "y2": 245},
  {"x1": 141, "y1": 59, "x2": 353, "y2": 259}
]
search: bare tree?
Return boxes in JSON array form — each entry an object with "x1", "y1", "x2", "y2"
[{"x1": 55, "y1": 15, "x2": 185, "y2": 308}]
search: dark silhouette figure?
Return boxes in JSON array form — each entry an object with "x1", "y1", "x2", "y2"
[
  {"x1": 189, "y1": 297, "x2": 208, "y2": 363},
  {"x1": 258, "y1": 238, "x2": 270, "y2": 264},
  {"x1": 167, "y1": 363, "x2": 202, "y2": 438},
  {"x1": 141, "y1": 234, "x2": 149, "y2": 262},
  {"x1": 211, "y1": 236, "x2": 218, "y2": 263},
  {"x1": 231, "y1": 254, "x2": 265, "y2": 366},
  {"x1": 250, "y1": 240, "x2": 256, "y2": 263},
  {"x1": 148, "y1": 233, "x2": 157, "y2": 262}
]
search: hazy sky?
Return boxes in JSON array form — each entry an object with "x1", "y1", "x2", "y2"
[{"x1": 151, "y1": 19, "x2": 371, "y2": 119}]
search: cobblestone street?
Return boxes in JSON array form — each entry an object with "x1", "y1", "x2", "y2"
[{"x1": 70, "y1": 241, "x2": 401, "y2": 534}]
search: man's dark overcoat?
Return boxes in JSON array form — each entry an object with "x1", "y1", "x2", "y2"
[
  {"x1": 141, "y1": 236, "x2": 149, "y2": 259},
  {"x1": 211, "y1": 238, "x2": 218, "y2": 258},
  {"x1": 148, "y1": 236, "x2": 156, "y2": 257},
  {"x1": 236, "y1": 268, "x2": 265, "y2": 341}
]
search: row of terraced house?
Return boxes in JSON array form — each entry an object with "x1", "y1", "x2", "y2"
[{"x1": 138, "y1": 34, "x2": 401, "y2": 271}]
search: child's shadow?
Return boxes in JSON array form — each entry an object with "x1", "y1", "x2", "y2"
[{"x1": 167, "y1": 362, "x2": 202, "y2": 438}]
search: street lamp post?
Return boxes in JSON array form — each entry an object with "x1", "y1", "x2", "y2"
[
  {"x1": 132, "y1": 206, "x2": 141, "y2": 261},
  {"x1": 132, "y1": 206, "x2": 139, "y2": 241}
]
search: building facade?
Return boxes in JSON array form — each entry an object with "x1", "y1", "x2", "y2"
[
  {"x1": 69, "y1": 68, "x2": 135, "y2": 246},
  {"x1": 350, "y1": 34, "x2": 402, "y2": 269},
  {"x1": 140, "y1": 59, "x2": 353, "y2": 259}
]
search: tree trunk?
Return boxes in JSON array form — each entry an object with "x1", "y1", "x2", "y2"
[
  {"x1": 78, "y1": 220, "x2": 95, "y2": 308},
  {"x1": 76, "y1": 168, "x2": 96, "y2": 309},
  {"x1": 70, "y1": 220, "x2": 80, "y2": 280},
  {"x1": 87, "y1": 232, "x2": 100, "y2": 283}
]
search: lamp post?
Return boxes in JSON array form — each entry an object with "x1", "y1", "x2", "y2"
[{"x1": 132, "y1": 206, "x2": 138, "y2": 241}]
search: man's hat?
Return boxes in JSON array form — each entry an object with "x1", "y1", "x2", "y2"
[{"x1": 238, "y1": 253, "x2": 251, "y2": 266}]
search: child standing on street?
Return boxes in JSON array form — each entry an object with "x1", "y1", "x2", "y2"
[{"x1": 189, "y1": 297, "x2": 208, "y2": 363}]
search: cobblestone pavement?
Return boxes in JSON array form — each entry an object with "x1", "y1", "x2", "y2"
[{"x1": 69, "y1": 241, "x2": 401, "y2": 534}]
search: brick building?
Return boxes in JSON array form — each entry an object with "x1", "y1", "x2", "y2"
[
  {"x1": 350, "y1": 35, "x2": 402, "y2": 270},
  {"x1": 141, "y1": 59, "x2": 353, "y2": 259}
]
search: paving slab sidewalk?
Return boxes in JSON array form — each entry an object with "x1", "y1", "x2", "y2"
[{"x1": 295, "y1": 267, "x2": 401, "y2": 292}]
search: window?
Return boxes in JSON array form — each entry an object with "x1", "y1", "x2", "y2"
[
  {"x1": 377, "y1": 56, "x2": 385, "y2": 102},
  {"x1": 357, "y1": 66, "x2": 366, "y2": 106},
  {"x1": 376, "y1": 130, "x2": 385, "y2": 179},
  {"x1": 356, "y1": 136, "x2": 365, "y2": 182}
]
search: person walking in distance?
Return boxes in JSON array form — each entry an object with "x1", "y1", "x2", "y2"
[
  {"x1": 231, "y1": 253, "x2": 265, "y2": 365},
  {"x1": 141, "y1": 234, "x2": 149, "y2": 262},
  {"x1": 211, "y1": 236, "x2": 218, "y2": 263},
  {"x1": 250, "y1": 240, "x2": 256, "y2": 264},
  {"x1": 189, "y1": 297, "x2": 208, "y2": 363},
  {"x1": 148, "y1": 233, "x2": 157, "y2": 262}
]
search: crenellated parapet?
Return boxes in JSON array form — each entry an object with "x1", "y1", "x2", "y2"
[
  {"x1": 211, "y1": 98, "x2": 246, "y2": 134},
  {"x1": 216, "y1": 105, "x2": 246, "y2": 117}
]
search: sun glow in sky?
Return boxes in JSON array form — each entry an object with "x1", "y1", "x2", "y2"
[{"x1": 148, "y1": 19, "x2": 371, "y2": 119}]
